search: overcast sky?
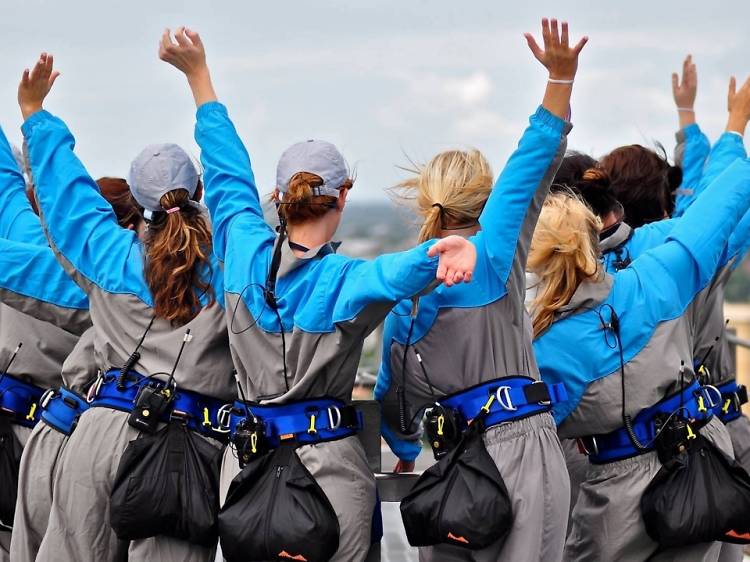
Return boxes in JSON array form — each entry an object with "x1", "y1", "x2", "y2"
[{"x1": 1, "y1": 0, "x2": 748, "y2": 202}]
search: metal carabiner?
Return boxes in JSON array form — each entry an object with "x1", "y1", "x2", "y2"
[
  {"x1": 327, "y1": 406, "x2": 342, "y2": 430},
  {"x1": 40, "y1": 388, "x2": 55, "y2": 409},
  {"x1": 215, "y1": 403, "x2": 234, "y2": 434},
  {"x1": 495, "y1": 386, "x2": 517, "y2": 411},
  {"x1": 700, "y1": 385, "x2": 722, "y2": 409}
]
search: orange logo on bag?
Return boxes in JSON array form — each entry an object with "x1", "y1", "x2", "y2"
[
  {"x1": 725, "y1": 530, "x2": 750, "y2": 542},
  {"x1": 278, "y1": 551, "x2": 308, "y2": 561},
  {"x1": 280, "y1": 433, "x2": 295, "y2": 441},
  {"x1": 447, "y1": 532, "x2": 469, "y2": 544}
]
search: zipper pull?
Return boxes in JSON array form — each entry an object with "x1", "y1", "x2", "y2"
[{"x1": 276, "y1": 466, "x2": 284, "y2": 478}]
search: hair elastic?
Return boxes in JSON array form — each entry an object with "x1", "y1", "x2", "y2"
[
  {"x1": 676, "y1": 107, "x2": 695, "y2": 113},
  {"x1": 548, "y1": 78, "x2": 574, "y2": 85},
  {"x1": 432, "y1": 203, "x2": 445, "y2": 213},
  {"x1": 166, "y1": 207, "x2": 181, "y2": 214}
]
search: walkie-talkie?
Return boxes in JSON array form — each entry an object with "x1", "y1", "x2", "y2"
[{"x1": 128, "y1": 329, "x2": 192, "y2": 433}]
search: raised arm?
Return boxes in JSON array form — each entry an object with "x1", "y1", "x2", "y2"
[
  {"x1": 0, "y1": 127, "x2": 46, "y2": 244},
  {"x1": 480, "y1": 19, "x2": 583, "y2": 290},
  {"x1": 0, "y1": 238, "x2": 90, "y2": 335},
  {"x1": 18, "y1": 53, "x2": 140, "y2": 294}
]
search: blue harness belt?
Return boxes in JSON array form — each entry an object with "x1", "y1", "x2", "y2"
[
  {"x1": 438, "y1": 376, "x2": 567, "y2": 430},
  {"x1": 578, "y1": 381, "x2": 715, "y2": 464},
  {"x1": 40, "y1": 387, "x2": 89, "y2": 435},
  {"x1": 227, "y1": 396, "x2": 363, "y2": 448},
  {"x1": 0, "y1": 373, "x2": 44, "y2": 428},
  {"x1": 89, "y1": 369, "x2": 230, "y2": 442},
  {"x1": 715, "y1": 380, "x2": 748, "y2": 424}
]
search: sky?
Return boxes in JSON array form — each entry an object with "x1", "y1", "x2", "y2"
[{"x1": 1, "y1": 0, "x2": 748, "y2": 202}]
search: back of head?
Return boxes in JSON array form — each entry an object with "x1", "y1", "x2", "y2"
[
  {"x1": 129, "y1": 144, "x2": 214, "y2": 325},
  {"x1": 599, "y1": 145, "x2": 678, "y2": 227},
  {"x1": 274, "y1": 140, "x2": 353, "y2": 226},
  {"x1": 394, "y1": 149, "x2": 493, "y2": 243},
  {"x1": 528, "y1": 191, "x2": 602, "y2": 337},
  {"x1": 552, "y1": 151, "x2": 598, "y2": 191},
  {"x1": 571, "y1": 167, "x2": 622, "y2": 220},
  {"x1": 96, "y1": 177, "x2": 144, "y2": 231}
]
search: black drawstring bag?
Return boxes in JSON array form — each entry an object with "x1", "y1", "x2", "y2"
[
  {"x1": 218, "y1": 443, "x2": 340, "y2": 562},
  {"x1": 110, "y1": 422, "x2": 223, "y2": 547},
  {"x1": 0, "y1": 417, "x2": 22, "y2": 528},
  {"x1": 641, "y1": 433, "x2": 750, "y2": 547},
  {"x1": 400, "y1": 417, "x2": 513, "y2": 550}
]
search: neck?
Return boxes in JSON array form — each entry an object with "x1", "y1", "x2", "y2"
[
  {"x1": 286, "y1": 217, "x2": 338, "y2": 257},
  {"x1": 440, "y1": 224, "x2": 481, "y2": 239}
]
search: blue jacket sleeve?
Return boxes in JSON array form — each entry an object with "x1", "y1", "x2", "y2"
[
  {"x1": 0, "y1": 126, "x2": 46, "y2": 244},
  {"x1": 699, "y1": 132, "x2": 747, "y2": 194},
  {"x1": 22, "y1": 110, "x2": 145, "y2": 297},
  {"x1": 630, "y1": 158, "x2": 750, "y2": 314},
  {"x1": 194, "y1": 101, "x2": 274, "y2": 265},
  {"x1": 673, "y1": 123, "x2": 710, "y2": 217},
  {"x1": 0, "y1": 238, "x2": 91, "y2": 335},
  {"x1": 479, "y1": 106, "x2": 570, "y2": 285}
]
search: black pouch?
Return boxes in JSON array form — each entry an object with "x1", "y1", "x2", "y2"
[
  {"x1": 218, "y1": 443, "x2": 340, "y2": 562},
  {"x1": 110, "y1": 422, "x2": 223, "y2": 547},
  {"x1": 642, "y1": 433, "x2": 750, "y2": 547},
  {"x1": 424, "y1": 404, "x2": 465, "y2": 460},
  {"x1": 0, "y1": 417, "x2": 22, "y2": 528},
  {"x1": 400, "y1": 418, "x2": 513, "y2": 550}
]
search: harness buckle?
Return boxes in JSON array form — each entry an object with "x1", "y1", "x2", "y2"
[
  {"x1": 577, "y1": 436, "x2": 599, "y2": 457},
  {"x1": 700, "y1": 385, "x2": 722, "y2": 409},
  {"x1": 327, "y1": 406, "x2": 341, "y2": 430},
  {"x1": 216, "y1": 404, "x2": 233, "y2": 432},
  {"x1": 495, "y1": 386, "x2": 517, "y2": 412},
  {"x1": 40, "y1": 388, "x2": 55, "y2": 409}
]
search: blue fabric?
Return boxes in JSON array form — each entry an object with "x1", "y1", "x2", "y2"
[
  {"x1": 227, "y1": 397, "x2": 362, "y2": 448},
  {"x1": 0, "y1": 126, "x2": 46, "y2": 245},
  {"x1": 0, "y1": 238, "x2": 88, "y2": 310},
  {"x1": 0, "y1": 373, "x2": 44, "y2": 428},
  {"x1": 21, "y1": 110, "x2": 224, "y2": 309},
  {"x1": 586, "y1": 381, "x2": 712, "y2": 463},
  {"x1": 602, "y1": 220, "x2": 675, "y2": 274},
  {"x1": 195, "y1": 101, "x2": 441, "y2": 334},
  {"x1": 375, "y1": 106, "x2": 569, "y2": 460},
  {"x1": 439, "y1": 376, "x2": 567, "y2": 429},
  {"x1": 535, "y1": 158, "x2": 750, "y2": 425},
  {"x1": 715, "y1": 380, "x2": 748, "y2": 423},
  {"x1": 90, "y1": 370, "x2": 230, "y2": 441},
  {"x1": 40, "y1": 386, "x2": 89, "y2": 435},
  {"x1": 673, "y1": 123, "x2": 710, "y2": 217}
]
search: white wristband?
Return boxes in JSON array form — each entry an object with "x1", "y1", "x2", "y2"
[
  {"x1": 676, "y1": 107, "x2": 695, "y2": 113},
  {"x1": 548, "y1": 78, "x2": 574, "y2": 85}
]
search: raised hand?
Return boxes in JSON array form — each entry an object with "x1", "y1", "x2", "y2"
[
  {"x1": 159, "y1": 27, "x2": 217, "y2": 107},
  {"x1": 18, "y1": 53, "x2": 60, "y2": 120},
  {"x1": 428, "y1": 235, "x2": 476, "y2": 288},
  {"x1": 672, "y1": 55, "x2": 697, "y2": 127},
  {"x1": 727, "y1": 76, "x2": 750, "y2": 135},
  {"x1": 524, "y1": 18, "x2": 588, "y2": 81}
]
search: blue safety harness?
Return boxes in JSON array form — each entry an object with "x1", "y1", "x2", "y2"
[
  {"x1": 578, "y1": 381, "x2": 716, "y2": 464},
  {"x1": 715, "y1": 380, "x2": 748, "y2": 424},
  {"x1": 39, "y1": 386, "x2": 89, "y2": 435},
  {"x1": 438, "y1": 376, "x2": 567, "y2": 430},
  {"x1": 89, "y1": 369, "x2": 230, "y2": 442},
  {"x1": 227, "y1": 396, "x2": 363, "y2": 449},
  {"x1": 0, "y1": 373, "x2": 44, "y2": 428}
]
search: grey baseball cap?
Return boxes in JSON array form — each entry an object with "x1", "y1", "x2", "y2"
[
  {"x1": 276, "y1": 140, "x2": 348, "y2": 198},
  {"x1": 128, "y1": 144, "x2": 199, "y2": 212}
]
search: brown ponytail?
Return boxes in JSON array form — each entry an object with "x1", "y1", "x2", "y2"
[
  {"x1": 273, "y1": 172, "x2": 353, "y2": 226},
  {"x1": 143, "y1": 188, "x2": 215, "y2": 325},
  {"x1": 96, "y1": 177, "x2": 144, "y2": 231}
]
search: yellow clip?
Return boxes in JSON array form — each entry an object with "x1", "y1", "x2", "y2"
[
  {"x1": 687, "y1": 424, "x2": 696, "y2": 440},
  {"x1": 250, "y1": 433, "x2": 258, "y2": 454},
  {"x1": 481, "y1": 395, "x2": 496, "y2": 414},
  {"x1": 202, "y1": 407, "x2": 211, "y2": 427},
  {"x1": 722, "y1": 399, "x2": 732, "y2": 415},
  {"x1": 161, "y1": 388, "x2": 172, "y2": 399},
  {"x1": 697, "y1": 396, "x2": 706, "y2": 414},
  {"x1": 26, "y1": 403, "x2": 37, "y2": 421},
  {"x1": 437, "y1": 415, "x2": 445, "y2": 436},
  {"x1": 308, "y1": 414, "x2": 317, "y2": 434}
]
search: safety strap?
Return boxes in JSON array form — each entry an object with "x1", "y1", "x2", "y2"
[
  {"x1": 89, "y1": 369, "x2": 230, "y2": 442},
  {"x1": 39, "y1": 387, "x2": 89, "y2": 435},
  {"x1": 227, "y1": 396, "x2": 363, "y2": 448},
  {"x1": 438, "y1": 376, "x2": 567, "y2": 431},
  {"x1": 715, "y1": 380, "x2": 748, "y2": 424},
  {"x1": 0, "y1": 373, "x2": 44, "y2": 429},
  {"x1": 578, "y1": 381, "x2": 716, "y2": 464}
]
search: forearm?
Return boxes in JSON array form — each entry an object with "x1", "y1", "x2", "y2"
[
  {"x1": 187, "y1": 67, "x2": 218, "y2": 108},
  {"x1": 727, "y1": 111, "x2": 749, "y2": 136},
  {"x1": 542, "y1": 82, "x2": 573, "y2": 119},
  {"x1": 678, "y1": 108, "x2": 696, "y2": 128}
]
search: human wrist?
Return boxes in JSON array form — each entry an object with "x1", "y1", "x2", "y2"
[
  {"x1": 678, "y1": 109, "x2": 696, "y2": 128},
  {"x1": 20, "y1": 103, "x2": 43, "y2": 121},
  {"x1": 726, "y1": 112, "x2": 748, "y2": 136}
]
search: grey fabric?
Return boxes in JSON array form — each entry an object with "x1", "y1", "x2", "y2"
[
  {"x1": 599, "y1": 222, "x2": 633, "y2": 253},
  {"x1": 36, "y1": 408, "x2": 222, "y2": 562},
  {"x1": 276, "y1": 139, "x2": 348, "y2": 197},
  {"x1": 128, "y1": 143, "x2": 199, "y2": 213},
  {"x1": 565, "y1": 416, "x2": 731, "y2": 561},
  {"x1": 560, "y1": 437, "x2": 588, "y2": 526},
  {"x1": 727, "y1": 413, "x2": 750, "y2": 471},
  {"x1": 418, "y1": 414, "x2": 569, "y2": 562},
  {"x1": 0, "y1": 425, "x2": 31, "y2": 562},
  {"x1": 0, "y1": 288, "x2": 91, "y2": 337},
  {"x1": 219, "y1": 435, "x2": 376, "y2": 562},
  {"x1": 60, "y1": 326, "x2": 99, "y2": 392}
]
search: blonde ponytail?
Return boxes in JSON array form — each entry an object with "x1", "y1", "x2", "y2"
[{"x1": 528, "y1": 191, "x2": 603, "y2": 336}]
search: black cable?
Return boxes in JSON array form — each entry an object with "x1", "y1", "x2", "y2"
[
  {"x1": 414, "y1": 348, "x2": 438, "y2": 399},
  {"x1": 272, "y1": 305, "x2": 290, "y2": 393},
  {"x1": 166, "y1": 328, "x2": 191, "y2": 389},
  {"x1": 118, "y1": 317, "x2": 155, "y2": 389},
  {"x1": 0, "y1": 343, "x2": 23, "y2": 389},
  {"x1": 397, "y1": 315, "x2": 417, "y2": 434}
]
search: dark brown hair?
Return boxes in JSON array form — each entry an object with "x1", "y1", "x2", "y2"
[
  {"x1": 552, "y1": 151, "x2": 598, "y2": 192},
  {"x1": 96, "y1": 177, "x2": 144, "y2": 230},
  {"x1": 273, "y1": 172, "x2": 353, "y2": 226},
  {"x1": 143, "y1": 187, "x2": 215, "y2": 325}
]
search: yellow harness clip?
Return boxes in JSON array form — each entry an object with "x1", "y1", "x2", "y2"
[
  {"x1": 250, "y1": 433, "x2": 258, "y2": 454},
  {"x1": 437, "y1": 414, "x2": 445, "y2": 436},
  {"x1": 481, "y1": 395, "x2": 496, "y2": 414},
  {"x1": 26, "y1": 402, "x2": 37, "y2": 421},
  {"x1": 202, "y1": 407, "x2": 211, "y2": 427},
  {"x1": 307, "y1": 414, "x2": 317, "y2": 435},
  {"x1": 722, "y1": 399, "x2": 732, "y2": 415},
  {"x1": 686, "y1": 424, "x2": 697, "y2": 440},
  {"x1": 697, "y1": 396, "x2": 707, "y2": 414}
]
